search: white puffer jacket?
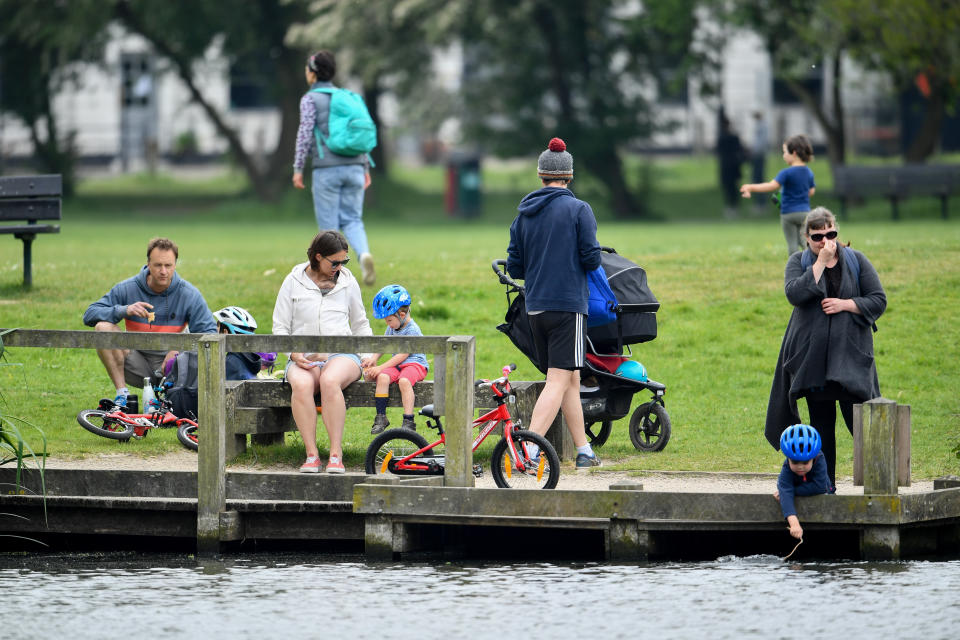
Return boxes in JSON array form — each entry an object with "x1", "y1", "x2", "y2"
[{"x1": 272, "y1": 262, "x2": 372, "y2": 357}]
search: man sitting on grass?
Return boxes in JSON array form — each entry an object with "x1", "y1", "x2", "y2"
[{"x1": 82, "y1": 237, "x2": 217, "y2": 408}]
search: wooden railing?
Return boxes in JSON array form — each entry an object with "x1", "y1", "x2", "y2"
[{"x1": 0, "y1": 329, "x2": 476, "y2": 553}]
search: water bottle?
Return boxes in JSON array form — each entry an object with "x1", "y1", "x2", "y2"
[{"x1": 143, "y1": 377, "x2": 159, "y2": 413}]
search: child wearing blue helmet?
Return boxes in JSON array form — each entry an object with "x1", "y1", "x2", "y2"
[
  {"x1": 365, "y1": 284, "x2": 429, "y2": 434},
  {"x1": 774, "y1": 423, "x2": 835, "y2": 539}
]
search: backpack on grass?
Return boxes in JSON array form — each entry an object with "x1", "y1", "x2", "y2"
[{"x1": 310, "y1": 87, "x2": 377, "y2": 159}]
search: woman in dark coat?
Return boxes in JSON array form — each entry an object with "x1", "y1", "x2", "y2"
[{"x1": 764, "y1": 207, "x2": 886, "y2": 485}]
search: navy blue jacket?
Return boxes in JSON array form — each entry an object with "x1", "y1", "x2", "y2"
[
  {"x1": 506, "y1": 187, "x2": 601, "y2": 314},
  {"x1": 777, "y1": 452, "x2": 834, "y2": 519}
]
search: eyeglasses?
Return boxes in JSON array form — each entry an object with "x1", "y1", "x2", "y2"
[
  {"x1": 324, "y1": 256, "x2": 350, "y2": 268},
  {"x1": 809, "y1": 230, "x2": 838, "y2": 242}
]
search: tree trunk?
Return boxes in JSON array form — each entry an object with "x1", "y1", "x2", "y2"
[
  {"x1": 115, "y1": 1, "x2": 286, "y2": 201},
  {"x1": 904, "y1": 86, "x2": 945, "y2": 163},
  {"x1": 783, "y1": 52, "x2": 846, "y2": 170},
  {"x1": 583, "y1": 146, "x2": 641, "y2": 218}
]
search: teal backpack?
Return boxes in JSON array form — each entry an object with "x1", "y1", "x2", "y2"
[{"x1": 309, "y1": 87, "x2": 377, "y2": 160}]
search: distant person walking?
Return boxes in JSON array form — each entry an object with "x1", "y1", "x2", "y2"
[
  {"x1": 292, "y1": 50, "x2": 376, "y2": 286},
  {"x1": 716, "y1": 115, "x2": 745, "y2": 219},
  {"x1": 750, "y1": 111, "x2": 769, "y2": 211},
  {"x1": 740, "y1": 134, "x2": 816, "y2": 254}
]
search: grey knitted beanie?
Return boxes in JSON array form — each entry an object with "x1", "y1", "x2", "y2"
[{"x1": 537, "y1": 137, "x2": 573, "y2": 181}]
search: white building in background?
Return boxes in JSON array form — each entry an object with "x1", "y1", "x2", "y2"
[{"x1": 0, "y1": 22, "x2": 891, "y2": 172}]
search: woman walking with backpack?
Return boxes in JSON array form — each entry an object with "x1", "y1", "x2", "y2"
[
  {"x1": 292, "y1": 50, "x2": 377, "y2": 286},
  {"x1": 764, "y1": 207, "x2": 887, "y2": 486}
]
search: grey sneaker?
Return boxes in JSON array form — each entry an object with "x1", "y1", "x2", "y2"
[
  {"x1": 400, "y1": 417, "x2": 416, "y2": 430},
  {"x1": 575, "y1": 452, "x2": 602, "y2": 469},
  {"x1": 371, "y1": 413, "x2": 390, "y2": 435},
  {"x1": 360, "y1": 252, "x2": 376, "y2": 286}
]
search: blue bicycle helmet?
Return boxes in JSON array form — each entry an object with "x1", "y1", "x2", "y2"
[
  {"x1": 615, "y1": 359, "x2": 647, "y2": 382},
  {"x1": 779, "y1": 424, "x2": 822, "y2": 462},
  {"x1": 372, "y1": 284, "x2": 412, "y2": 319}
]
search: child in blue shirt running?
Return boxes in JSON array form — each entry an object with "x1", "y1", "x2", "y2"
[
  {"x1": 774, "y1": 423, "x2": 835, "y2": 539},
  {"x1": 365, "y1": 284, "x2": 429, "y2": 434},
  {"x1": 740, "y1": 134, "x2": 816, "y2": 254}
]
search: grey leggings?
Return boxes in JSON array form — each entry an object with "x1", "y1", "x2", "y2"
[{"x1": 780, "y1": 211, "x2": 809, "y2": 254}]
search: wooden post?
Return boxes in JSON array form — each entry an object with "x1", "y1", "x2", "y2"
[
  {"x1": 197, "y1": 333, "x2": 227, "y2": 554},
  {"x1": 853, "y1": 400, "x2": 911, "y2": 487},
  {"x1": 896, "y1": 404, "x2": 911, "y2": 487},
  {"x1": 443, "y1": 336, "x2": 475, "y2": 488},
  {"x1": 861, "y1": 398, "x2": 898, "y2": 495}
]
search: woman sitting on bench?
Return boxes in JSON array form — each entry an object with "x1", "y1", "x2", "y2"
[{"x1": 272, "y1": 230, "x2": 375, "y2": 474}]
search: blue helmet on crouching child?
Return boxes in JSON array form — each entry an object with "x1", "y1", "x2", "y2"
[
  {"x1": 779, "y1": 424, "x2": 822, "y2": 461},
  {"x1": 372, "y1": 284, "x2": 412, "y2": 319}
]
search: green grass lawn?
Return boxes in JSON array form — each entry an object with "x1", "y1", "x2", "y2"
[{"x1": 1, "y1": 154, "x2": 959, "y2": 478}]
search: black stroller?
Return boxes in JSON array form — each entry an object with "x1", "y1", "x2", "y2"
[{"x1": 492, "y1": 247, "x2": 670, "y2": 451}]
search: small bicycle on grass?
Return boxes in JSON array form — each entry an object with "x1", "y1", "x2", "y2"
[
  {"x1": 77, "y1": 393, "x2": 198, "y2": 451},
  {"x1": 364, "y1": 364, "x2": 561, "y2": 489}
]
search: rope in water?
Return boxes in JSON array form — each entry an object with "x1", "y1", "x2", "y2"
[{"x1": 783, "y1": 537, "x2": 803, "y2": 560}]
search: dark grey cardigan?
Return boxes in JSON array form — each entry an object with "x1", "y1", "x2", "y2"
[{"x1": 764, "y1": 247, "x2": 887, "y2": 449}]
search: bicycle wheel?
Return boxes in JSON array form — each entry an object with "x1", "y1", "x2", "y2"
[
  {"x1": 77, "y1": 409, "x2": 136, "y2": 441},
  {"x1": 629, "y1": 402, "x2": 671, "y2": 452},
  {"x1": 365, "y1": 428, "x2": 434, "y2": 475},
  {"x1": 177, "y1": 422, "x2": 198, "y2": 451},
  {"x1": 490, "y1": 429, "x2": 560, "y2": 489},
  {"x1": 584, "y1": 421, "x2": 612, "y2": 448}
]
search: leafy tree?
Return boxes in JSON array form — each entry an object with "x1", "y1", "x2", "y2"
[
  {"x1": 0, "y1": 1, "x2": 111, "y2": 194},
  {"x1": 829, "y1": 0, "x2": 960, "y2": 162},
  {"x1": 451, "y1": 0, "x2": 704, "y2": 217},
  {"x1": 114, "y1": 0, "x2": 311, "y2": 200},
  {"x1": 720, "y1": 0, "x2": 851, "y2": 168}
]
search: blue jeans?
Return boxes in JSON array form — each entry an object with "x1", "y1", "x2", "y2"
[{"x1": 311, "y1": 164, "x2": 369, "y2": 256}]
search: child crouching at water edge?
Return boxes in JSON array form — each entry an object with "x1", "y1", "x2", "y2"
[
  {"x1": 365, "y1": 284, "x2": 429, "y2": 434},
  {"x1": 774, "y1": 423, "x2": 835, "y2": 539}
]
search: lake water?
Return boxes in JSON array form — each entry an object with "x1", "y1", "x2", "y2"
[{"x1": 4, "y1": 554, "x2": 959, "y2": 639}]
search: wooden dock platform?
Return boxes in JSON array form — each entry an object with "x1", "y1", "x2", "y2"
[{"x1": 3, "y1": 468, "x2": 959, "y2": 560}]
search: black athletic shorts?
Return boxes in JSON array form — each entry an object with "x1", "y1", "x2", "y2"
[{"x1": 528, "y1": 311, "x2": 585, "y2": 371}]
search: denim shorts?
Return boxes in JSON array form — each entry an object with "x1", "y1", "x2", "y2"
[{"x1": 285, "y1": 352, "x2": 363, "y2": 378}]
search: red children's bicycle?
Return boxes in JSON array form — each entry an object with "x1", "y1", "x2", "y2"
[
  {"x1": 364, "y1": 364, "x2": 561, "y2": 489},
  {"x1": 77, "y1": 395, "x2": 198, "y2": 450}
]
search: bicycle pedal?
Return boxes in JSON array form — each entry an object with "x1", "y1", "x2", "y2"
[{"x1": 472, "y1": 463, "x2": 484, "y2": 478}]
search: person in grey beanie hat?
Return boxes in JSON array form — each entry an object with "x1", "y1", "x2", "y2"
[
  {"x1": 538, "y1": 137, "x2": 574, "y2": 181},
  {"x1": 506, "y1": 137, "x2": 603, "y2": 469}
]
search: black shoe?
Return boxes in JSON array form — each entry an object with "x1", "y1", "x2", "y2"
[
  {"x1": 400, "y1": 417, "x2": 416, "y2": 430},
  {"x1": 371, "y1": 414, "x2": 390, "y2": 435}
]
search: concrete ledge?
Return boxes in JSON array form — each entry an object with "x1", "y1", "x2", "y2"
[{"x1": 353, "y1": 485, "x2": 928, "y2": 527}]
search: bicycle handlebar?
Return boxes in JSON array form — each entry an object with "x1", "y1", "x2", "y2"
[{"x1": 475, "y1": 363, "x2": 518, "y2": 391}]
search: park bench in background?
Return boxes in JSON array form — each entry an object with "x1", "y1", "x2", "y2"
[
  {"x1": 0, "y1": 174, "x2": 62, "y2": 287},
  {"x1": 833, "y1": 164, "x2": 960, "y2": 220}
]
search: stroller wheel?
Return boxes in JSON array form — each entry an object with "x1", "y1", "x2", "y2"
[
  {"x1": 629, "y1": 402, "x2": 671, "y2": 452},
  {"x1": 584, "y1": 421, "x2": 612, "y2": 448}
]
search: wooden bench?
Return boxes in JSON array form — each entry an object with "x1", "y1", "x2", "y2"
[
  {"x1": 833, "y1": 165, "x2": 960, "y2": 220},
  {"x1": 0, "y1": 174, "x2": 62, "y2": 287},
  {"x1": 223, "y1": 378, "x2": 574, "y2": 460}
]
